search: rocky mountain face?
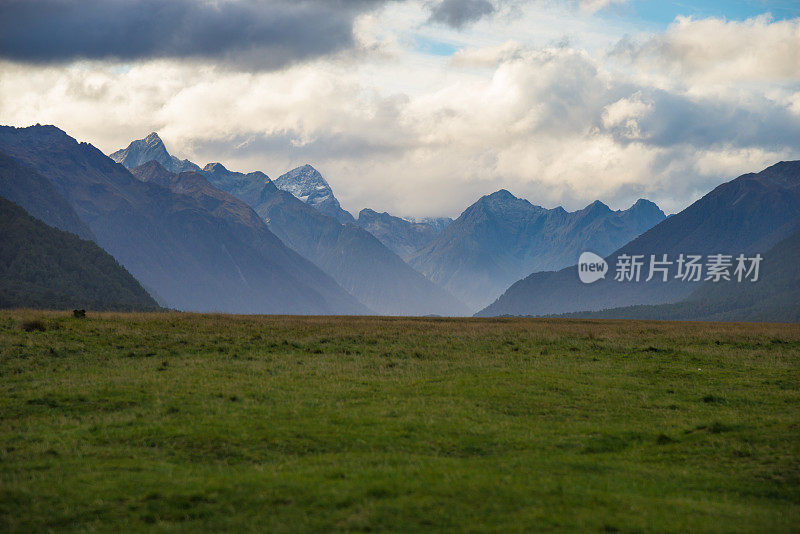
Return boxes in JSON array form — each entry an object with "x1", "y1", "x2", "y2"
[
  {"x1": 355, "y1": 209, "x2": 451, "y2": 261},
  {"x1": 130, "y1": 160, "x2": 367, "y2": 315},
  {"x1": 0, "y1": 149, "x2": 94, "y2": 240},
  {"x1": 133, "y1": 161, "x2": 266, "y2": 231},
  {"x1": 273, "y1": 164, "x2": 355, "y2": 224},
  {"x1": 406, "y1": 216, "x2": 452, "y2": 234},
  {"x1": 0, "y1": 195, "x2": 159, "y2": 311},
  {"x1": 0, "y1": 125, "x2": 367, "y2": 314},
  {"x1": 112, "y1": 135, "x2": 468, "y2": 315},
  {"x1": 477, "y1": 161, "x2": 800, "y2": 317},
  {"x1": 110, "y1": 132, "x2": 451, "y2": 263},
  {"x1": 110, "y1": 132, "x2": 200, "y2": 174},
  {"x1": 201, "y1": 162, "x2": 276, "y2": 207},
  {"x1": 249, "y1": 188, "x2": 469, "y2": 316},
  {"x1": 411, "y1": 190, "x2": 666, "y2": 309}
]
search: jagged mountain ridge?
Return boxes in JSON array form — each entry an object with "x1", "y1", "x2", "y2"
[
  {"x1": 201, "y1": 162, "x2": 277, "y2": 208},
  {"x1": 109, "y1": 134, "x2": 455, "y2": 269},
  {"x1": 273, "y1": 164, "x2": 355, "y2": 224},
  {"x1": 108, "y1": 132, "x2": 664, "y2": 314},
  {"x1": 411, "y1": 190, "x2": 666, "y2": 309},
  {"x1": 110, "y1": 132, "x2": 201, "y2": 174},
  {"x1": 355, "y1": 209, "x2": 452, "y2": 261},
  {"x1": 109, "y1": 134, "x2": 468, "y2": 315},
  {"x1": 0, "y1": 125, "x2": 367, "y2": 315},
  {"x1": 0, "y1": 149, "x2": 94, "y2": 240},
  {"x1": 477, "y1": 161, "x2": 800, "y2": 317}
]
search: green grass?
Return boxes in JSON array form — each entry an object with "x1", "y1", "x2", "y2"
[{"x1": 1, "y1": 311, "x2": 798, "y2": 532}]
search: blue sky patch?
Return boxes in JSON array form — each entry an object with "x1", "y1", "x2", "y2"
[
  {"x1": 621, "y1": 0, "x2": 800, "y2": 27},
  {"x1": 413, "y1": 36, "x2": 459, "y2": 56}
]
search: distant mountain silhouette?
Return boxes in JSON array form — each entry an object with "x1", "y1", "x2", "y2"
[
  {"x1": 355, "y1": 209, "x2": 451, "y2": 261},
  {"x1": 561, "y1": 227, "x2": 800, "y2": 322},
  {"x1": 478, "y1": 161, "x2": 800, "y2": 317},
  {"x1": 0, "y1": 196, "x2": 158, "y2": 311},
  {"x1": 411, "y1": 190, "x2": 665, "y2": 309},
  {"x1": 110, "y1": 132, "x2": 200, "y2": 173},
  {"x1": 0, "y1": 125, "x2": 367, "y2": 314},
  {"x1": 274, "y1": 164, "x2": 355, "y2": 224}
]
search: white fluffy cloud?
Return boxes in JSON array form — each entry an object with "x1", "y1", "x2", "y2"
[
  {"x1": 614, "y1": 15, "x2": 800, "y2": 87},
  {"x1": 578, "y1": 0, "x2": 627, "y2": 14},
  {"x1": 602, "y1": 92, "x2": 652, "y2": 140},
  {"x1": 0, "y1": 4, "x2": 798, "y2": 218}
]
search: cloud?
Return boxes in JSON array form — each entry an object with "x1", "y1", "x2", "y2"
[
  {"x1": 0, "y1": 5, "x2": 798, "y2": 218},
  {"x1": 450, "y1": 41, "x2": 524, "y2": 67},
  {"x1": 601, "y1": 92, "x2": 652, "y2": 140},
  {"x1": 578, "y1": 0, "x2": 626, "y2": 14},
  {"x1": 595, "y1": 86, "x2": 800, "y2": 154},
  {"x1": 0, "y1": 0, "x2": 390, "y2": 69},
  {"x1": 612, "y1": 15, "x2": 800, "y2": 84},
  {"x1": 427, "y1": 0, "x2": 495, "y2": 29}
]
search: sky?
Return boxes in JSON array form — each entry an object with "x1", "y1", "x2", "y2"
[{"x1": 0, "y1": 0, "x2": 798, "y2": 217}]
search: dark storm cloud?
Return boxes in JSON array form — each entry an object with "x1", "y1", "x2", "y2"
[
  {"x1": 0, "y1": 0, "x2": 388, "y2": 68},
  {"x1": 427, "y1": 0, "x2": 495, "y2": 29}
]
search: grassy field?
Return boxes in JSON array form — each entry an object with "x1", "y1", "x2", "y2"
[{"x1": 0, "y1": 311, "x2": 798, "y2": 532}]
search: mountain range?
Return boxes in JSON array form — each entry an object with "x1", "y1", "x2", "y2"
[
  {"x1": 0, "y1": 125, "x2": 366, "y2": 315},
  {"x1": 111, "y1": 134, "x2": 453, "y2": 261},
  {"x1": 478, "y1": 161, "x2": 800, "y2": 317},
  {"x1": 410, "y1": 190, "x2": 666, "y2": 309},
  {"x1": 355, "y1": 209, "x2": 452, "y2": 261},
  {"x1": 112, "y1": 133, "x2": 664, "y2": 313},
  {"x1": 112, "y1": 133, "x2": 467, "y2": 315},
  {"x1": 250, "y1": 187, "x2": 468, "y2": 315},
  {"x1": 2, "y1": 124, "x2": 795, "y2": 321}
]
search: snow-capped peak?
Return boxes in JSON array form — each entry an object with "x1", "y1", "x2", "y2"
[
  {"x1": 110, "y1": 133, "x2": 200, "y2": 174},
  {"x1": 274, "y1": 165, "x2": 333, "y2": 202},
  {"x1": 273, "y1": 165, "x2": 354, "y2": 224}
]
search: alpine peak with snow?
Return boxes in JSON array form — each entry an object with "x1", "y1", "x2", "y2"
[
  {"x1": 273, "y1": 164, "x2": 355, "y2": 224},
  {"x1": 111, "y1": 132, "x2": 201, "y2": 174}
]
